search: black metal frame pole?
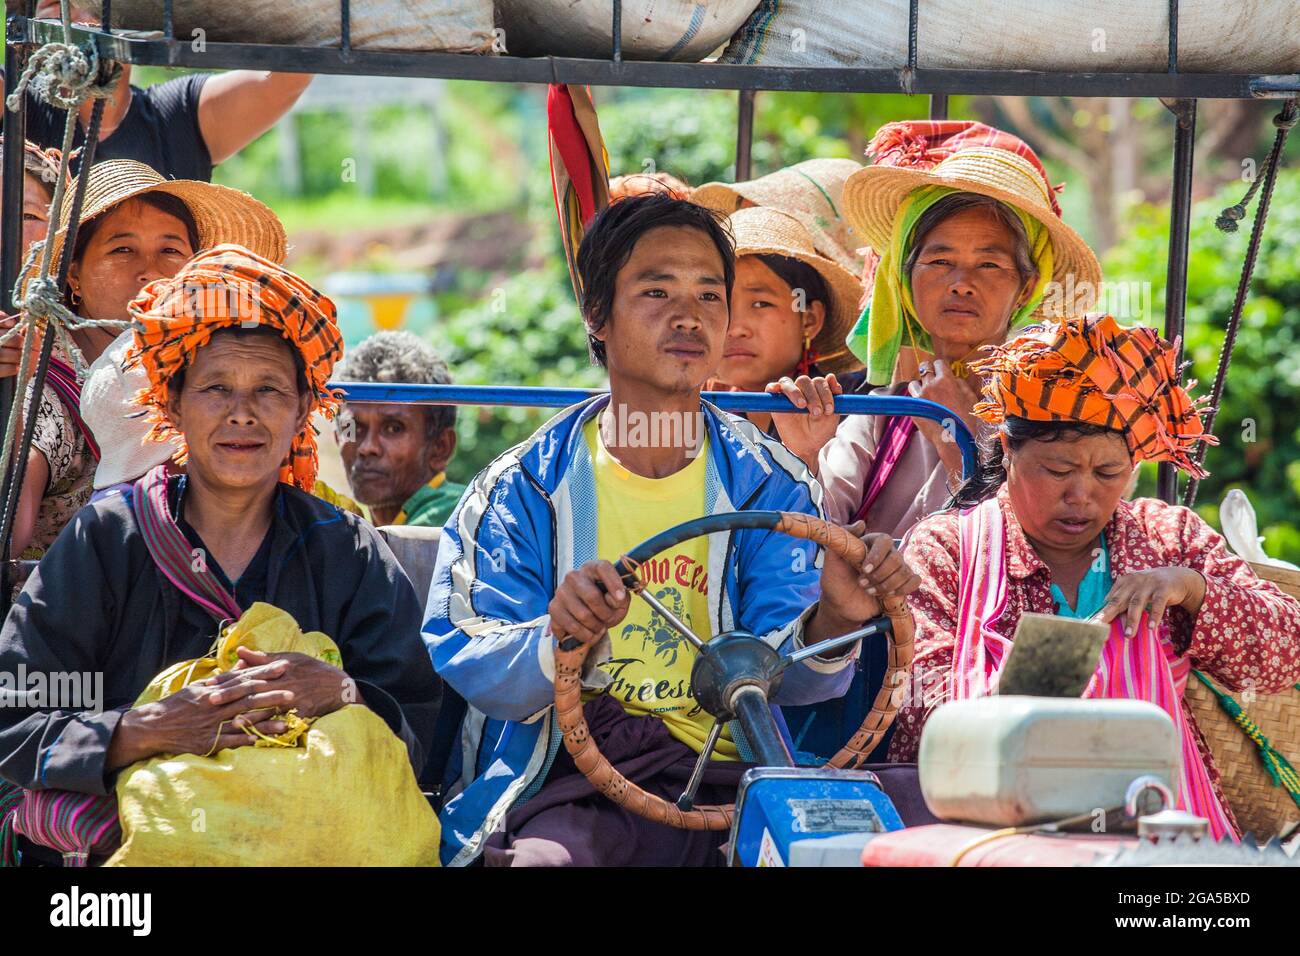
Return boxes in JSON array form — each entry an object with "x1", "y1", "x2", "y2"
[
  {"x1": 2, "y1": 22, "x2": 30, "y2": 337},
  {"x1": 0, "y1": 94, "x2": 108, "y2": 575},
  {"x1": 611, "y1": 0, "x2": 622, "y2": 64},
  {"x1": 18, "y1": 20, "x2": 1299, "y2": 99},
  {"x1": 0, "y1": 19, "x2": 30, "y2": 606},
  {"x1": 735, "y1": 89, "x2": 755, "y2": 182},
  {"x1": 929, "y1": 94, "x2": 949, "y2": 121},
  {"x1": 1156, "y1": 98, "x2": 1197, "y2": 505}
]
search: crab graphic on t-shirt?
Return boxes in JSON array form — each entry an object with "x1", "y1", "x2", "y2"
[{"x1": 621, "y1": 585, "x2": 691, "y2": 667}]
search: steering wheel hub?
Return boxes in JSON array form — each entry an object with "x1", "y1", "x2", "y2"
[{"x1": 690, "y1": 631, "x2": 785, "y2": 721}]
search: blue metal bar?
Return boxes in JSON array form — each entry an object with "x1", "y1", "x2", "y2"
[{"x1": 329, "y1": 382, "x2": 978, "y2": 479}]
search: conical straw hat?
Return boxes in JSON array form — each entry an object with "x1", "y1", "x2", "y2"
[
  {"x1": 842, "y1": 147, "x2": 1102, "y2": 313},
  {"x1": 729, "y1": 205, "x2": 865, "y2": 375},
  {"x1": 26, "y1": 159, "x2": 286, "y2": 293},
  {"x1": 695, "y1": 158, "x2": 864, "y2": 275}
]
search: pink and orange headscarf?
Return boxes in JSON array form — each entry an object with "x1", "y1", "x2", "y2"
[
  {"x1": 968, "y1": 314, "x2": 1214, "y2": 478},
  {"x1": 125, "y1": 244, "x2": 343, "y2": 491}
]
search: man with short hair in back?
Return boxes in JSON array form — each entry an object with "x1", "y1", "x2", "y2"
[{"x1": 335, "y1": 331, "x2": 465, "y2": 528}]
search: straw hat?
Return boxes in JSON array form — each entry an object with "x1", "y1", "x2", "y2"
[
  {"x1": 81, "y1": 330, "x2": 181, "y2": 489},
  {"x1": 694, "y1": 158, "x2": 864, "y2": 275},
  {"x1": 729, "y1": 206, "x2": 865, "y2": 375},
  {"x1": 27, "y1": 159, "x2": 286, "y2": 291},
  {"x1": 841, "y1": 146, "x2": 1102, "y2": 311}
]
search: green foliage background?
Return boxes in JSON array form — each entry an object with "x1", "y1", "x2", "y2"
[{"x1": 1104, "y1": 168, "x2": 1300, "y2": 562}]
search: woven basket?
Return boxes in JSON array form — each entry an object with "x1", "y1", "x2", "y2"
[{"x1": 1183, "y1": 561, "x2": 1300, "y2": 840}]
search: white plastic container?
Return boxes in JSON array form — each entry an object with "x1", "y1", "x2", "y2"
[{"x1": 919, "y1": 697, "x2": 1179, "y2": 827}]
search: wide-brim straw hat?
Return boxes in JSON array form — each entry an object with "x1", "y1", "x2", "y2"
[
  {"x1": 841, "y1": 147, "x2": 1102, "y2": 312},
  {"x1": 695, "y1": 158, "x2": 864, "y2": 275},
  {"x1": 26, "y1": 159, "x2": 286, "y2": 292},
  {"x1": 729, "y1": 205, "x2": 865, "y2": 375}
]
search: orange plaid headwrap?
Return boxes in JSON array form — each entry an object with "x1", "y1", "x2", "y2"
[
  {"x1": 125, "y1": 244, "x2": 343, "y2": 491},
  {"x1": 968, "y1": 314, "x2": 1215, "y2": 479}
]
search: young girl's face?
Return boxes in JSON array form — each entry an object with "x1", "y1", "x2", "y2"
[{"x1": 20, "y1": 172, "x2": 53, "y2": 257}]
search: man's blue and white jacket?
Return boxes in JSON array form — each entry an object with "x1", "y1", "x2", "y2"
[{"x1": 422, "y1": 396, "x2": 859, "y2": 866}]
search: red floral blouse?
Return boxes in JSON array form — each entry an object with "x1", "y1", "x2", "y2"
[{"x1": 888, "y1": 485, "x2": 1300, "y2": 820}]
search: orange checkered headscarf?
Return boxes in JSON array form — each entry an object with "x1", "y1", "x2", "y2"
[
  {"x1": 125, "y1": 244, "x2": 343, "y2": 491},
  {"x1": 968, "y1": 314, "x2": 1214, "y2": 479}
]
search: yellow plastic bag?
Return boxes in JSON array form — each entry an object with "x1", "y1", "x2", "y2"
[{"x1": 108, "y1": 602, "x2": 440, "y2": 866}]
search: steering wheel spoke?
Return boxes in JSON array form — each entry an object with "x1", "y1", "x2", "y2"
[
  {"x1": 676, "y1": 719, "x2": 724, "y2": 812},
  {"x1": 777, "y1": 618, "x2": 891, "y2": 673},
  {"x1": 631, "y1": 581, "x2": 707, "y2": 651}
]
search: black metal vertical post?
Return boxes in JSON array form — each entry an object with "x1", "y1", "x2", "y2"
[
  {"x1": 929, "y1": 94, "x2": 949, "y2": 121},
  {"x1": 735, "y1": 89, "x2": 755, "y2": 182},
  {"x1": 2, "y1": 25, "x2": 29, "y2": 318},
  {"x1": 611, "y1": 0, "x2": 622, "y2": 63},
  {"x1": 0, "y1": 22, "x2": 29, "y2": 606},
  {"x1": 0, "y1": 95, "x2": 108, "y2": 579},
  {"x1": 904, "y1": 0, "x2": 920, "y2": 94},
  {"x1": 1156, "y1": 98, "x2": 1196, "y2": 505}
]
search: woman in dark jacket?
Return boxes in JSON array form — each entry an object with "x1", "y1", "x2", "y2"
[{"x1": 0, "y1": 246, "x2": 438, "y2": 863}]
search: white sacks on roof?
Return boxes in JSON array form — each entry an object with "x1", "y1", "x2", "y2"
[
  {"x1": 495, "y1": 0, "x2": 760, "y2": 60},
  {"x1": 720, "y1": 0, "x2": 1300, "y2": 73},
  {"x1": 102, "y1": 0, "x2": 495, "y2": 52}
]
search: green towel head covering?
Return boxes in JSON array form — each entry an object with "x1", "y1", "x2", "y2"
[{"x1": 845, "y1": 185, "x2": 1055, "y2": 385}]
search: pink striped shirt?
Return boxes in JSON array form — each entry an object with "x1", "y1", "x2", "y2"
[{"x1": 890, "y1": 484, "x2": 1300, "y2": 827}]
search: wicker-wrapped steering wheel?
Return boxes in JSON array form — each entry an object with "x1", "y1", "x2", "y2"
[{"x1": 552, "y1": 510, "x2": 915, "y2": 830}]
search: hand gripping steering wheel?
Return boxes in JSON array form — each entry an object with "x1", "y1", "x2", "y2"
[{"x1": 552, "y1": 510, "x2": 916, "y2": 830}]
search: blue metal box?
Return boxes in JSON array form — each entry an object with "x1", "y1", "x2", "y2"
[{"x1": 729, "y1": 767, "x2": 905, "y2": 867}]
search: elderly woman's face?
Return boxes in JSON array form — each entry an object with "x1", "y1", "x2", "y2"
[
  {"x1": 719, "y1": 256, "x2": 825, "y2": 391},
  {"x1": 910, "y1": 206, "x2": 1034, "y2": 354},
  {"x1": 1004, "y1": 430, "x2": 1135, "y2": 555},
  {"x1": 166, "y1": 333, "x2": 310, "y2": 493},
  {"x1": 68, "y1": 199, "x2": 195, "y2": 322}
]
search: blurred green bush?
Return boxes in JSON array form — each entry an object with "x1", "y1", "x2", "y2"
[
  {"x1": 1105, "y1": 167, "x2": 1300, "y2": 562},
  {"x1": 437, "y1": 259, "x2": 604, "y2": 481}
]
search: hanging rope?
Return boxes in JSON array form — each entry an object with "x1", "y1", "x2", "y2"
[
  {"x1": 1182, "y1": 98, "x2": 1298, "y2": 509},
  {"x1": 0, "y1": 1, "x2": 122, "y2": 562}
]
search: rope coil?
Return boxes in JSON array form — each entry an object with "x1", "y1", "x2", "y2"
[{"x1": 4, "y1": 40, "x2": 120, "y2": 114}]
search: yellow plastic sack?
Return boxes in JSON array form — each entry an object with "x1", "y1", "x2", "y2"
[{"x1": 108, "y1": 602, "x2": 440, "y2": 866}]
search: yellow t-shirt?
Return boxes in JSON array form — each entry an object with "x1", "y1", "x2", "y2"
[{"x1": 583, "y1": 417, "x2": 736, "y2": 760}]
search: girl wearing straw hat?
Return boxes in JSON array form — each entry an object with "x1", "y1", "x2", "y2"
[
  {"x1": 7, "y1": 159, "x2": 285, "y2": 559},
  {"x1": 708, "y1": 205, "x2": 865, "y2": 448},
  {"x1": 694, "y1": 157, "x2": 866, "y2": 277},
  {"x1": 809, "y1": 121, "x2": 1103, "y2": 541}
]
